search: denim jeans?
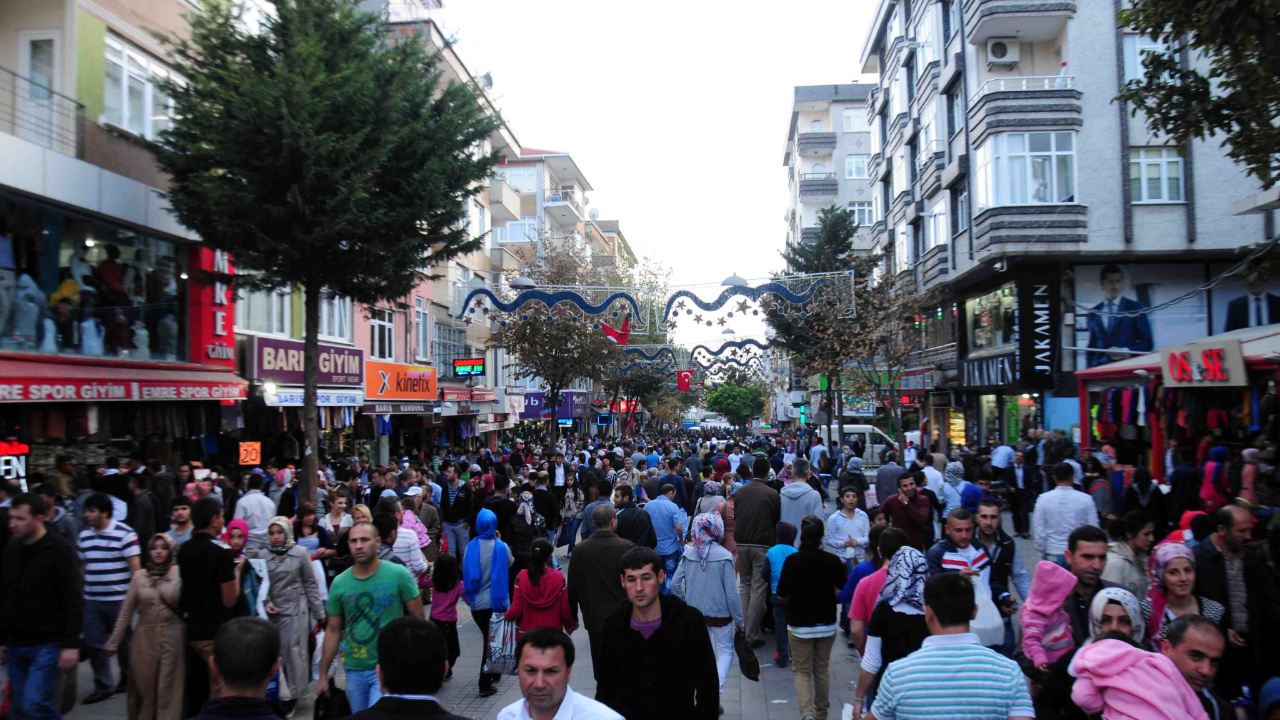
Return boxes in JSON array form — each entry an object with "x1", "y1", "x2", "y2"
[
  {"x1": 659, "y1": 551, "x2": 681, "y2": 595},
  {"x1": 84, "y1": 599, "x2": 127, "y2": 693},
  {"x1": 442, "y1": 521, "x2": 468, "y2": 562},
  {"x1": 558, "y1": 517, "x2": 582, "y2": 554},
  {"x1": 773, "y1": 603, "x2": 791, "y2": 664},
  {"x1": 6, "y1": 643, "x2": 62, "y2": 720},
  {"x1": 998, "y1": 616, "x2": 1016, "y2": 658},
  {"x1": 345, "y1": 668, "x2": 381, "y2": 712},
  {"x1": 1044, "y1": 553, "x2": 1068, "y2": 569}
]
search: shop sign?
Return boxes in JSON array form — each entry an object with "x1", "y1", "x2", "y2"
[
  {"x1": 1163, "y1": 339, "x2": 1247, "y2": 388},
  {"x1": 442, "y1": 386, "x2": 471, "y2": 402},
  {"x1": 0, "y1": 378, "x2": 246, "y2": 402},
  {"x1": 0, "y1": 439, "x2": 30, "y2": 488},
  {"x1": 365, "y1": 361, "x2": 438, "y2": 402},
  {"x1": 263, "y1": 388, "x2": 364, "y2": 406},
  {"x1": 504, "y1": 394, "x2": 525, "y2": 415},
  {"x1": 1017, "y1": 273, "x2": 1060, "y2": 389},
  {"x1": 251, "y1": 337, "x2": 364, "y2": 387},
  {"x1": 471, "y1": 387, "x2": 497, "y2": 402},
  {"x1": 519, "y1": 391, "x2": 586, "y2": 420},
  {"x1": 187, "y1": 248, "x2": 237, "y2": 368},
  {"x1": 962, "y1": 353, "x2": 1017, "y2": 388},
  {"x1": 238, "y1": 442, "x2": 262, "y2": 465},
  {"x1": 362, "y1": 403, "x2": 433, "y2": 414},
  {"x1": 453, "y1": 358, "x2": 486, "y2": 377}
]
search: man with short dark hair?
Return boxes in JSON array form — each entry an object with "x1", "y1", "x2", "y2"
[
  {"x1": 343, "y1": 616, "x2": 466, "y2": 720},
  {"x1": 1062, "y1": 525, "x2": 1113, "y2": 645},
  {"x1": 926, "y1": 509, "x2": 988, "y2": 586},
  {"x1": 864, "y1": 572, "x2": 1033, "y2": 720},
  {"x1": 881, "y1": 472, "x2": 930, "y2": 551},
  {"x1": 127, "y1": 472, "x2": 156, "y2": 551},
  {"x1": 179, "y1": 496, "x2": 239, "y2": 705},
  {"x1": 1193, "y1": 504, "x2": 1261, "y2": 699},
  {"x1": 569, "y1": 505, "x2": 635, "y2": 680},
  {"x1": 1002, "y1": 451, "x2": 1034, "y2": 538},
  {"x1": 234, "y1": 474, "x2": 275, "y2": 549},
  {"x1": 643, "y1": 481, "x2": 685, "y2": 594},
  {"x1": 2, "y1": 493, "x2": 83, "y2": 720},
  {"x1": 660, "y1": 456, "x2": 689, "y2": 513},
  {"x1": 499, "y1": 628, "x2": 622, "y2": 720},
  {"x1": 79, "y1": 491, "x2": 142, "y2": 702},
  {"x1": 733, "y1": 457, "x2": 781, "y2": 647},
  {"x1": 1159, "y1": 615, "x2": 1231, "y2": 719},
  {"x1": 533, "y1": 472, "x2": 561, "y2": 544},
  {"x1": 1032, "y1": 461, "x2": 1099, "y2": 566},
  {"x1": 167, "y1": 496, "x2": 193, "y2": 547},
  {"x1": 597, "y1": 548, "x2": 718, "y2": 720},
  {"x1": 612, "y1": 484, "x2": 655, "y2": 549},
  {"x1": 972, "y1": 499, "x2": 1029, "y2": 658},
  {"x1": 189, "y1": 617, "x2": 283, "y2": 720}
]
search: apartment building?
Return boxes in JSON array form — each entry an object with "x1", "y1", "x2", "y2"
[
  {"x1": 857, "y1": 0, "x2": 1278, "y2": 453},
  {"x1": 782, "y1": 84, "x2": 879, "y2": 256}
]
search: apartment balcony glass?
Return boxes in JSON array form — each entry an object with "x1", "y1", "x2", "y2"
[
  {"x1": 0, "y1": 65, "x2": 84, "y2": 158},
  {"x1": 543, "y1": 189, "x2": 584, "y2": 225},
  {"x1": 796, "y1": 131, "x2": 838, "y2": 157},
  {"x1": 968, "y1": 75, "x2": 1081, "y2": 147},
  {"x1": 965, "y1": 0, "x2": 1075, "y2": 45},
  {"x1": 798, "y1": 173, "x2": 838, "y2": 203}
]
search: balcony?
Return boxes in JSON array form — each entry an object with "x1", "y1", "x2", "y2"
[
  {"x1": 488, "y1": 177, "x2": 521, "y2": 223},
  {"x1": 965, "y1": 0, "x2": 1075, "y2": 46},
  {"x1": 490, "y1": 245, "x2": 521, "y2": 273},
  {"x1": 0, "y1": 65, "x2": 84, "y2": 159},
  {"x1": 909, "y1": 342, "x2": 958, "y2": 367},
  {"x1": 972, "y1": 204, "x2": 1087, "y2": 254},
  {"x1": 798, "y1": 173, "x2": 838, "y2": 203},
  {"x1": 796, "y1": 131, "x2": 837, "y2": 157},
  {"x1": 968, "y1": 75, "x2": 1081, "y2": 146},
  {"x1": 543, "y1": 189, "x2": 584, "y2": 225},
  {"x1": 801, "y1": 226, "x2": 821, "y2": 244}
]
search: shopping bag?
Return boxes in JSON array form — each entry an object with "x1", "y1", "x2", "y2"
[
  {"x1": 971, "y1": 577, "x2": 1004, "y2": 646},
  {"x1": 733, "y1": 628, "x2": 760, "y2": 682},
  {"x1": 313, "y1": 685, "x2": 351, "y2": 720},
  {"x1": 483, "y1": 616, "x2": 520, "y2": 676},
  {"x1": 55, "y1": 667, "x2": 77, "y2": 715}
]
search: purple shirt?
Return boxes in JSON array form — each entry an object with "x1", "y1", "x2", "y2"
[{"x1": 630, "y1": 616, "x2": 662, "y2": 640}]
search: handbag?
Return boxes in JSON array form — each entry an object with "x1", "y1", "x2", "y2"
[
  {"x1": 55, "y1": 667, "x2": 77, "y2": 715},
  {"x1": 484, "y1": 616, "x2": 520, "y2": 676},
  {"x1": 733, "y1": 628, "x2": 760, "y2": 682}
]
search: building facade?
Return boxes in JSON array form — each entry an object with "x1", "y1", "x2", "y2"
[{"x1": 857, "y1": 0, "x2": 1279, "y2": 454}]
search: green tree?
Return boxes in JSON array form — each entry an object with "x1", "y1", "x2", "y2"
[
  {"x1": 1116, "y1": 0, "x2": 1280, "y2": 188},
  {"x1": 704, "y1": 379, "x2": 766, "y2": 431},
  {"x1": 156, "y1": 0, "x2": 500, "y2": 501}
]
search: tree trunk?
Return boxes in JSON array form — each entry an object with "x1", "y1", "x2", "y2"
[
  {"x1": 301, "y1": 281, "x2": 321, "y2": 506},
  {"x1": 609, "y1": 387, "x2": 621, "y2": 439},
  {"x1": 825, "y1": 378, "x2": 836, "y2": 457},
  {"x1": 546, "y1": 385, "x2": 561, "y2": 445},
  {"x1": 836, "y1": 378, "x2": 845, "y2": 450}
]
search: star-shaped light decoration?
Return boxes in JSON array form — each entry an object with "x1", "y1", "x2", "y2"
[
  {"x1": 530, "y1": 307, "x2": 545, "y2": 320},
  {"x1": 736, "y1": 300, "x2": 750, "y2": 314},
  {"x1": 668, "y1": 319, "x2": 677, "y2": 330},
  {"x1": 676, "y1": 300, "x2": 687, "y2": 310},
  {"x1": 759, "y1": 296, "x2": 775, "y2": 313},
  {"x1": 717, "y1": 317, "x2": 727, "y2": 327},
  {"x1": 694, "y1": 314, "x2": 703, "y2": 324},
  {"x1": 553, "y1": 305, "x2": 571, "y2": 320},
  {"x1": 463, "y1": 316, "x2": 473, "y2": 326}
]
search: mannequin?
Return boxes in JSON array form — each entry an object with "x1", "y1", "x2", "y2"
[
  {"x1": 9, "y1": 273, "x2": 44, "y2": 348},
  {"x1": 156, "y1": 313, "x2": 178, "y2": 360},
  {"x1": 39, "y1": 317, "x2": 57, "y2": 353},
  {"x1": 80, "y1": 294, "x2": 104, "y2": 357},
  {"x1": 127, "y1": 320, "x2": 150, "y2": 360}
]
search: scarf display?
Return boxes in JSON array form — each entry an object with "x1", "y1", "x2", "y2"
[
  {"x1": 1144, "y1": 542, "x2": 1196, "y2": 639},
  {"x1": 1088, "y1": 587, "x2": 1145, "y2": 644},
  {"x1": 878, "y1": 546, "x2": 928, "y2": 615},
  {"x1": 691, "y1": 512, "x2": 724, "y2": 570},
  {"x1": 147, "y1": 534, "x2": 176, "y2": 577},
  {"x1": 463, "y1": 509, "x2": 511, "y2": 612},
  {"x1": 267, "y1": 515, "x2": 295, "y2": 555}
]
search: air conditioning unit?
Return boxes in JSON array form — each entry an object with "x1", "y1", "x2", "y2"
[{"x1": 986, "y1": 38, "x2": 1020, "y2": 67}]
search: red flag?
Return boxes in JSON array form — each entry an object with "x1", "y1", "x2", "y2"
[
  {"x1": 601, "y1": 317, "x2": 631, "y2": 345},
  {"x1": 676, "y1": 369, "x2": 694, "y2": 392}
]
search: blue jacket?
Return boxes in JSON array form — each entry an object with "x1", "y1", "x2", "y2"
[{"x1": 763, "y1": 543, "x2": 798, "y2": 595}]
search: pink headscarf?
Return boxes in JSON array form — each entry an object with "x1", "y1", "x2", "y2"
[
  {"x1": 223, "y1": 518, "x2": 250, "y2": 561},
  {"x1": 1145, "y1": 541, "x2": 1196, "y2": 639},
  {"x1": 779, "y1": 461, "x2": 795, "y2": 485}
]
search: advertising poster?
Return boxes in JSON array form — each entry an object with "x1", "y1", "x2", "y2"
[
  {"x1": 1073, "y1": 263, "x2": 1208, "y2": 368},
  {"x1": 1208, "y1": 262, "x2": 1280, "y2": 334}
]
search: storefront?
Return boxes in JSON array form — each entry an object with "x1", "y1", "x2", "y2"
[
  {"x1": 362, "y1": 360, "x2": 438, "y2": 462},
  {"x1": 1075, "y1": 326, "x2": 1279, "y2": 479},
  {"x1": 241, "y1": 336, "x2": 365, "y2": 464}
]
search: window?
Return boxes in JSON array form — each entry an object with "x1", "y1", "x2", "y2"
[
  {"x1": 235, "y1": 288, "x2": 291, "y2": 335},
  {"x1": 318, "y1": 295, "x2": 351, "y2": 342},
  {"x1": 846, "y1": 154, "x2": 870, "y2": 179},
  {"x1": 925, "y1": 198, "x2": 948, "y2": 250},
  {"x1": 812, "y1": 163, "x2": 827, "y2": 175},
  {"x1": 370, "y1": 308, "x2": 394, "y2": 360},
  {"x1": 469, "y1": 199, "x2": 487, "y2": 240},
  {"x1": 966, "y1": 283, "x2": 1017, "y2": 352},
  {"x1": 891, "y1": 146, "x2": 907, "y2": 198},
  {"x1": 849, "y1": 201, "x2": 875, "y2": 227},
  {"x1": 893, "y1": 222, "x2": 912, "y2": 273},
  {"x1": 1129, "y1": 148, "x2": 1184, "y2": 202},
  {"x1": 1122, "y1": 35, "x2": 1169, "y2": 83},
  {"x1": 433, "y1": 323, "x2": 467, "y2": 376},
  {"x1": 918, "y1": 116, "x2": 935, "y2": 167},
  {"x1": 974, "y1": 132, "x2": 1076, "y2": 211},
  {"x1": 948, "y1": 0, "x2": 962, "y2": 45},
  {"x1": 872, "y1": 189, "x2": 884, "y2": 226},
  {"x1": 415, "y1": 297, "x2": 431, "y2": 360},
  {"x1": 942, "y1": 0, "x2": 953, "y2": 41},
  {"x1": 914, "y1": 5, "x2": 937, "y2": 76},
  {"x1": 811, "y1": 119, "x2": 823, "y2": 132},
  {"x1": 953, "y1": 188, "x2": 970, "y2": 233},
  {"x1": 496, "y1": 216, "x2": 537, "y2": 244},
  {"x1": 843, "y1": 108, "x2": 857, "y2": 132},
  {"x1": 945, "y1": 86, "x2": 963, "y2": 137},
  {"x1": 498, "y1": 166, "x2": 538, "y2": 194},
  {"x1": 870, "y1": 115, "x2": 881, "y2": 156},
  {"x1": 104, "y1": 35, "x2": 178, "y2": 140}
]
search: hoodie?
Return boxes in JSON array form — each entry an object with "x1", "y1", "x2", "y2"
[
  {"x1": 504, "y1": 567, "x2": 573, "y2": 636},
  {"x1": 1070, "y1": 639, "x2": 1209, "y2": 720},
  {"x1": 779, "y1": 482, "x2": 823, "y2": 546},
  {"x1": 1021, "y1": 560, "x2": 1077, "y2": 666}
]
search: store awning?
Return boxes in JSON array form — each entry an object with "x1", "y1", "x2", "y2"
[
  {"x1": 0, "y1": 353, "x2": 248, "y2": 403},
  {"x1": 1075, "y1": 325, "x2": 1280, "y2": 381}
]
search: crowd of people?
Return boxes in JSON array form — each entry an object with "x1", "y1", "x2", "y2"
[{"x1": 1, "y1": 424, "x2": 1279, "y2": 720}]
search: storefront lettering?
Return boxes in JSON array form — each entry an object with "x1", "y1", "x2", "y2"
[
  {"x1": 1162, "y1": 339, "x2": 1246, "y2": 388},
  {"x1": 1168, "y1": 349, "x2": 1228, "y2": 382},
  {"x1": 962, "y1": 355, "x2": 1015, "y2": 387},
  {"x1": 189, "y1": 247, "x2": 237, "y2": 369},
  {"x1": 0, "y1": 380, "x2": 245, "y2": 402},
  {"x1": 1032, "y1": 284, "x2": 1053, "y2": 373}
]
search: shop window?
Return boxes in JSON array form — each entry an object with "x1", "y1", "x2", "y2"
[
  {"x1": 0, "y1": 193, "x2": 185, "y2": 360},
  {"x1": 965, "y1": 281, "x2": 1017, "y2": 355}
]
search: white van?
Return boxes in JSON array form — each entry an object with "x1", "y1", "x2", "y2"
[{"x1": 815, "y1": 424, "x2": 897, "y2": 468}]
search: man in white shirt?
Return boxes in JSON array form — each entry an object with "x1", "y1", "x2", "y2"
[
  {"x1": 727, "y1": 446, "x2": 744, "y2": 476},
  {"x1": 989, "y1": 443, "x2": 1014, "y2": 472},
  {"x1": 498, "y1": 627, "x2": 622, "y2": 720},
  {"x1": 1031, "y1": 462, "x2": 1099, "y2": 566},
  {"x1": 233, "y1": 475, "x2": 277, "y2": 548},
  {"x1": 807, "y1": 440, "x2": 828, "y2": 470}
]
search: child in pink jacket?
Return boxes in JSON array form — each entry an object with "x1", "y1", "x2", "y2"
[
  {"x1": 1071, "y1": 638, "x2": 1209, "y2": 720},
  {"x1": 1021, "y1": 560, "x2": 1077, "y2": 671}
]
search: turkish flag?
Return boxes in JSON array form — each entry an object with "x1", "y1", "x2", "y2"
[
  {"x1": 601, "y1": 317, "x2": 631, "y2": 345},
  {"x1": 676, "y1": 369, "x2": 694, "y2": 392}
]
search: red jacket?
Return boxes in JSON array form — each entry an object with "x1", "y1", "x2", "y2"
[{"x1": 504, "y1": 568, "x2": 575, "y2": 635}]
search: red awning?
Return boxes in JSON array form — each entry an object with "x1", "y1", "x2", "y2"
[{"x1": 0, "y1": 353, "x2": 247, "y2": 403}]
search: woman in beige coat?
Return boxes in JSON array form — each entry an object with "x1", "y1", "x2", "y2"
[{"x1": 107, "y1": 534, "x2": 184, "y2": 720}]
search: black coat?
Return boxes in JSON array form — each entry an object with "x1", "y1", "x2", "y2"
[
  {"x1": 533, "y1": 487, "x2": 561, "y2": 528},
  {"x1": 614, "y1": 503, "x2": 656, "y2": 549},
  {"x1": 437, "y1": 481, "x2": 471, "y2": 525},
  {"x1": 597, "y1": 594, "x2": 718, "y2": 720},
  {"x1": 346, "y1": 696, "x2": 467, "y2": 720},
  {"x1": 775, "y1": 548, "x2": 846, "y2": 627},
  {"x1": 567, "y1": 530, "x2": 635, "y2": 632}
]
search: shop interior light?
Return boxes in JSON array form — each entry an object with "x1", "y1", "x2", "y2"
[
  {"x1": 263, "y1": 382, "x2": 278, "y2": 395},
  {"x1": 179, "y1": 272, "x2": 189, "y2": 280},
  {"x1": 85, "y1": 238, "x2": 96, "y2": 247},
  {"x1": 1022, "y1": 393, "x2": 1030, "y2": 399}
]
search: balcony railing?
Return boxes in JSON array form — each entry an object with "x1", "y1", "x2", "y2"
[
  {"x1": 799, "y1": 172, "x2": 837, "y2": 181},
  {"x1": 916, "y1": 139, "x2": 945, "y2": 168},
  {"x1": 973, "y1": 74, "x2": 1075, "y2": 100},
  {"x1": 543, "y1": 190, "x2": 584, "y2": 216},
  {"x1": 0, "y1": 65, "x2": 84, "y2": 158},
  {"x1": 908, "y1": 342, "x2": 958, "y2": 366}
]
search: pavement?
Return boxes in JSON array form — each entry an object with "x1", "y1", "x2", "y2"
[{"x1": 65, "y1": 507, "x2": 1042, "y2": 720}]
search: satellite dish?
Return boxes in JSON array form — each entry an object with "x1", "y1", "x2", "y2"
[{"x1": 589, "y1": 208, "x2": 600, "y2": 221}]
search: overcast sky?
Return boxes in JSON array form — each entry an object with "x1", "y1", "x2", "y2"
[{"x1": 438, "y1": 1, "x2": 876, "y2": 346}]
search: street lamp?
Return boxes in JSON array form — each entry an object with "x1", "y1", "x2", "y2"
[
  {"x1": 509, "y1": 276, "x2": 536, "y2": 290},
  {"x1": 721, "y1": 273, "x2": 747, "y2": 287}
]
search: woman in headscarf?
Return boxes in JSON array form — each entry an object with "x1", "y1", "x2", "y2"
[
  {"x1": 712, "y1": 457, "x2": 731, "y2": 483},
  {"x1": 1101, "y1": 510, "x2": 1155, "y2": 598},
  {"x1": 695, "y1": 480, "x2": 725, "y2": 516},
  {"x1": 106, "y1": 534, "x2": 184, "y2": 720},
  {"x1": 463, "y1": 508, "x2": 513, "y2": 698},
  {"x1": 780, "y1": 515, "x2": 855, "y2": 720},
  {"x1": 778, "y1": 461, "x2": 795, "y2": 485},
  {"x1": 1035, "y1": 587, "x2": 1146, "y2": 720},
  {"x1": 506, "y1": 490, "x2": 539, "y2": 594},
  {"x1": 1140, "y1": 541, "x2": 1225, "y2": 641},
  {"x1": 672, "y1": 513, "x2": 743, "y2": 699},
  {"x1": 250, "y1": 516, "x2": 325, "y2": 715},
  {"x1": 852, "y1": 543, "x2": 931, "y2": 716},
  {"x1": 1200, "y1": 446, "x2": 1232, "y2": 512},
  {"x1": 1121, "y1": 468, "x2": 1170, "y2": 537}
]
